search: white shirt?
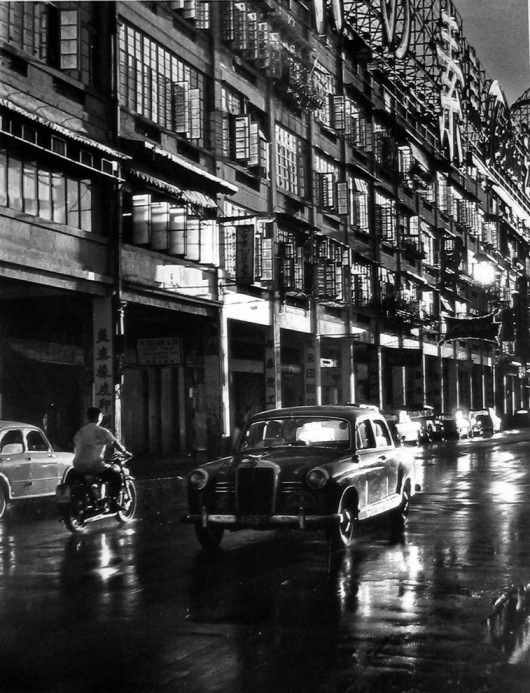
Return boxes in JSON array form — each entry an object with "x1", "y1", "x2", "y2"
[{"x1": 73, "y1": 423, "x2": 118, "y2": 473}]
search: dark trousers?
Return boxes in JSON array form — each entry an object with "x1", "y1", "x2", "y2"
[{"x1": 98, "y1": 466, "x2": 121, "y2": 498}]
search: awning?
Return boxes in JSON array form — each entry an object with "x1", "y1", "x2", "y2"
[
  {"x1": 0, "y1": 96, "x2": 130, "y2": 160},
  {"x1": 127, "y1": 169, "x2": 217, "y2": 209},
  {"x1": 144, "y1": 142, "x2": 237, "y2": 194},
  {"x1": 402, "y1": 270, "x2": 430, "y2": 288}
]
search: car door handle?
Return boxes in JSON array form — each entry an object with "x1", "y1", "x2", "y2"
[{"x1": 378, "y1": 455, "x2": 386, "y2": 461}]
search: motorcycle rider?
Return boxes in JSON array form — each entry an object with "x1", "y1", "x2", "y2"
[{"x1": 72, "y1": 406, "x2": 129, "y2": 508}]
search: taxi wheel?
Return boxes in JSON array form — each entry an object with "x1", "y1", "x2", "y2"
[
  {"x1": 195, "y1": 523, "x2": 224, "y2": 550},
  {"x1": 396, "y1": 482, "x2": 411, "y2": 525},
  {"x1": 328, "y1": 493, "x2": 359, "y2": 549},
  {"x1": 0, "y1": 487, "x2": 6, "y2": 519}
]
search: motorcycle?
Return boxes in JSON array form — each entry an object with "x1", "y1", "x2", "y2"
[{"x1": 56, "y1": 450, "x2": 137, "y2": 533}]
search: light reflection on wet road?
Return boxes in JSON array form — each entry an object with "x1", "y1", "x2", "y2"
[{"x1": 1, "y1": 434, "x2": 530, "y2": 691}]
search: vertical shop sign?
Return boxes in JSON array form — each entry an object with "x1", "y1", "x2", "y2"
[
  {"x1": 304, "y1": 339, "x2": 317, "y2": 405},
  {"x1": 236, "y1": 225, "x2": 255, "y2": 285},
  {"x1": 436, "y1": 9, "x2": 464, "y2": 166},
  {"x1": 265, "y1": 337, "x2": 278, "y2": 409},
  {"x1": 93, "y1": 298, "x2": 114, "y2": 417}
]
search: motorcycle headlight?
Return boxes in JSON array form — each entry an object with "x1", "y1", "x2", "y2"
[
  {"x1": 306, "y1": 467, "x2": 329, "y2": 490},
  {"x1": 189, "y1": 469, "x2": 209, "y2": 491}
]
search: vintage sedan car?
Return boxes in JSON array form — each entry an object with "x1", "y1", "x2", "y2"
[
  {"x1": 184, "y1": 405, "x2": 420, "y2": 550},
  {"x1": 469, "y1": 408, "x2": 502, "y2": 437},
  {"x1": 383, "y1": 409, "x2": 422, "y2": 446},
  {"x1": 0, "y1": 421, "x2": 73, "y2": 518}
]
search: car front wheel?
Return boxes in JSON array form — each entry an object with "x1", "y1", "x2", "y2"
[
  {"x1": 0, "y1": 486, "x2": 7, "y2": 519},
  {"x1": 194, "y1": 523, "x2": 225, "y2": 550},
  {"x1": 327, "y1": 491, "x2": 359, "y2": 549}
]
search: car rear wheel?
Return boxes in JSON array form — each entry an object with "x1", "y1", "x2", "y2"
[
  {"x1": 327, "y1": 492, "x2": 359, "y2": 549},
  {"x1": 194, "y1": 523, "x2": 224, "y2": 550},
  {"x1": 396, "y1": 481, "x2": 411, "y2": 525}
]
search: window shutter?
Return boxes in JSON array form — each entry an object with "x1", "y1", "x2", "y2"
[
  {"x1": 247, "y1": 12, "x2": 258, "y2": 60},
  {"x1": 333, "y1": 96, "x2": 346, "y2": 131},
  {"x1": 249, "y1": 122, "x2": 260, "y2": 167},
  {"x1": 186, "y1": 217, "x2": 201, "y2": 261},
  {"x1": 189, "y1": 88, "x2": 201, "y2": 140},
  {"x1": 151, "y1": 202, "x2": 169, "y2": 251},
  {"x1": 257, "y1": 22, "x2": 270, "y2": 68},
  {"x1": 336, "y1": 181, "x2": 349, "y2": 215},
  {"x1": 234, "y1": 115, "x2": 250, "y2": 161},
  {"x1": 168, "y1": 205, "x2": 187, "y2": 256},
  {"x1": 172, "y1": 82, "x2": 190, "y2": 134},
  {"x1": 261, "y1": 238, "x2": 274, "y2": 281},
  {"x1": 200, "y1": 219, "x2": 216, "y2": 265},
  {"x1": 132, "y1": 194, "x2": 151, "y2": 246}
]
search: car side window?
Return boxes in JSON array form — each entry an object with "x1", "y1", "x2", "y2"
[
  {"x1": 373, "y1": 420, "x2": 392, "y2": 447},
  {"x1": 26, "y1": 431, "x2": 49, "y2": 452},
  {"x1": 356, "y1": 420, "x2": 375, "y2": 450},
  {"x1": 0, "y1": 430, "x2": 24, "y2": 453}
]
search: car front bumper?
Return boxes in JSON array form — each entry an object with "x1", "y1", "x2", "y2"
[{"x1": 183, "y1": 510, "x2": 340, "y2": 530}]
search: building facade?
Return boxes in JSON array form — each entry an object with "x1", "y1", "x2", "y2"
[{"x1": 1, "y1": 0, "x2": 530, "y2": 462}]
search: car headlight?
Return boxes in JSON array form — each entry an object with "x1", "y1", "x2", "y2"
[
  {"x1": 189, "y1": 469, "x2": 209, "y2": 491},
  {"x1": 306, "y1": 467, "x2": 329, "y2": 490}
]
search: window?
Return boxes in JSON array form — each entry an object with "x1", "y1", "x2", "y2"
[
  {"x1": 128, "y1": 193, "x2": 219, "y2": 265},
  {"x1": 348, "y1": 176, "x2": 369, "y2": 232},
  {"x1": 352, "y1": 261, "x2": 373, "y2": 308},
  {"x1": 0, "y1": 147, "x2": 97, "y2": 232},
  {"x1": 374, "y1": 192, "x2": 397, "y2": 245},
  {"x1": 275, "y1": 124, "x2": 306, "y2": 196},
  {"x1": 219, "y1": 87, "x2": 271, "y2": 177},
  {"x1": 119, "y1": 24, "x2": 207, "y2": 147},
  {"x1": 0, "y1": 2, "x2": 97, "y2": 85},
  {"x1": 356, "y1": 421, "x2": 374, "y2": 450},
  {"x1": 314, "y1": 66, "x2": 335, "y2": 127},
  {"x1": 314, "y1": 153, "x2": 340, "y2": 210},
  {"x1": 26, "y1": 430, "x2": 49, "y2": 452}
]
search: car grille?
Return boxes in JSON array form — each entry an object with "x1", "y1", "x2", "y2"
[
  {"x1": 236, "y1": 466, "x2": 275, "y2": 515},
  {"x1": 214, "y1": 480, "x2": 235, "y2": 512}
]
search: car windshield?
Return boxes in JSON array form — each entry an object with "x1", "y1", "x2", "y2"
[{"x1": 238, "y1": 417, "x2": 351, "y2": 451}]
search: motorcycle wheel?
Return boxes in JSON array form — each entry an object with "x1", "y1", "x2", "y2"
[
  {"x1": 62, "y1": 484, "x2": 88, "y2": 534},
  {"x1": 116, "y1": 479, "x2": 137, "y2": 524}
]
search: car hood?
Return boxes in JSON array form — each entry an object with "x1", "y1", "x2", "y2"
[{"x1": 197, "y1": 447, "x2": 351, "y2": 478}]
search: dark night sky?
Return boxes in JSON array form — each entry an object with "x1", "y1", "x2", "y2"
[{"x1": 456, "y1": 0, "x2": 529, "y2": 105}]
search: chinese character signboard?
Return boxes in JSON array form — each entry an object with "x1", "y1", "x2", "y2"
[{"x1": 93, "y1": 298, "x2": 114, "y2": 416}]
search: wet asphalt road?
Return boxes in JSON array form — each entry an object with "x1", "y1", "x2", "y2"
[{"x1": 2, "y1": 434, "x2": 530, "y2": 692}]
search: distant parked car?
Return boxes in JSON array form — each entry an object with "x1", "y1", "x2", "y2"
[
  {"x1": 408, "y1": 408, "x2": 445, "y2": 443},
  {"x1": 437, "y1": 411, "x2": 471, "y2": 439},
  {"x1": 0, "y1": 421, "x2": 73, "y2": 518},
  {"x1": 184, "y1": 405, "x2": 421, "y2": 550},
  {"x1": 383, "y1": 410, "x2": 423, "y2": 446},
  {"x1": 469, "y1": 408, "x2": 501, "y2": 437}
]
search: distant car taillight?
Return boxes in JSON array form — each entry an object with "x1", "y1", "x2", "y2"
[
  {"x1": 189, "y1": 469, "x2": 209, "y2": 490},
  {"x1": 306, "y1": 467, "x2": 329, "y2": 490}
]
